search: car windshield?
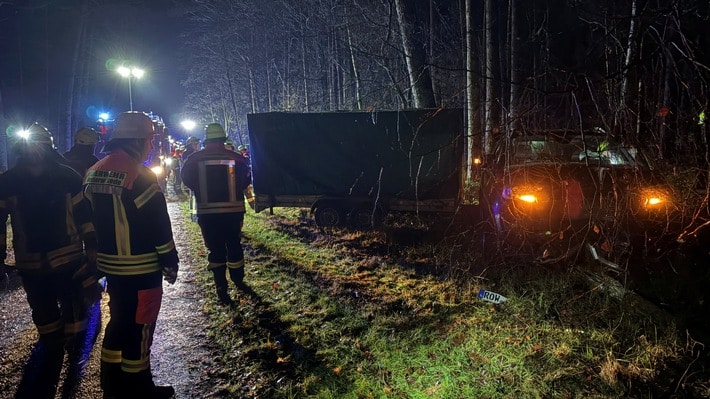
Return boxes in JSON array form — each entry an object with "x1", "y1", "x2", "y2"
[{"x1": 511, "y1": 135, "x2": 641, "y2": 167}]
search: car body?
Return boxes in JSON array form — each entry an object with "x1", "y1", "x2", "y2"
[{"x1": 480, "y1": 130, "x2": 680, "y2": 266}]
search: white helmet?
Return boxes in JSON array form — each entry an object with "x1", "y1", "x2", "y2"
[{"x1": 111, "y1": 112, "x2": 154, "y2": 140}]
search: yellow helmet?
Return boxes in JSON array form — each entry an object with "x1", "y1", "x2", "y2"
[
  {"x1": 75, "y1": 127, "x2": 100, "y2": 145},
  {"x1": 205, "y1": 123, "x2": 226, "y2": 141},
  {"x1": 111, "y1": 112, "x2": 154, "y2": 139}
]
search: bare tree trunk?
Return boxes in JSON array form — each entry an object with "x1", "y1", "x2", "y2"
[
  {"x1": 429, "y1": 0, "x2": 438, "y2": 105},
  {"x1": 285, "y1": 40, "x2": 291, "y2": 110},
  {"x1": 620, "y1": 0, "x2": 638, "y2": 106},
  {"x1": 393, "y1": 0, "x2": 436, "y2": 108},
  {"x1": 44, "y1": 5, "x2": 50, "y2": 120},
  {"x1": 465, "y1": 0, "x2": 479, "y2": 180},
  {"x1": 301, "y1": 36, "x2": 310, "y2": 112},
  {"x1": 508, "y1": 0, "x2": 517, "y2": 134},
  {"x1": 0, "y1": 87, "x2": 6, "y2": 171},
  {"x1": 619, "y1": 0, "x2": 638, "y2": 140},
  {"x1": 345, "y1": 20, "x2": 363, "y2": 110},
  {"x1": 248, "y1": 65, "x2": 257, "y2": 114},
  {"x1": 266, "y1": 48, "x2": 273, "y2": 111},
  {"x1": 64, "y1": 0, "x2": 89, "y2": 149},
  {"x1": 219, "y1": 37, "x2": 240, "y2": 133},
  {"x1": 327, "y1": 29, "x2": 335, "y2": 110},
  {"x1": 483, "y1": 0, "x2": 494, "y2": 156},
  {"x1": 659, "y1": 49, "x2": 672, "y2": 159}
]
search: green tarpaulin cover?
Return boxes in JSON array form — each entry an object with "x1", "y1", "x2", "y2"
[{"x1": 247, "y1": 109, "x2": 464, "y2": 201}]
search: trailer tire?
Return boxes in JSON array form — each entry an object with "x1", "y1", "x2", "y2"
[
  {"x1": 349, "y1": 207, "x2": 383, "y2": 230},
  {"x1": 314, "y1": 206, "x2": 344, "y2": 227}
]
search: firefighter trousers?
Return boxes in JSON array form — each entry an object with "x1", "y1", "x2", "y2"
[
  {"x1": 197, "y1": 212, "x2": 245, "y2": 270},
  {"x1": 101, "y1": 272, "x2": 163, "y2": 395},
  {"x1": 17, "y1": 266, "x2": 87, "y2": 398}
]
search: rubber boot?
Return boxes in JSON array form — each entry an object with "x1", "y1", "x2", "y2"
[
  {"x1": 212, "y1": 266, "x2": 232, "y2": 305},
  {"x1": 36, "y1": 338, "x2": 65, "y2": 399},
  {"x1": 228, "y1": 265, "x2": 245, "y2": 288},
  {"x1": 100, "y1": 361, "x2": 123, "y2": 399},
  {"x1": 63, "y1": 329, "x2": 88, "y2": 398},
  {"x1": 123, "y1": 369, "x2": 175, "y2": 399},
  {"x1": 15, "y1": 337, "x2": 65, "y2": 399}
]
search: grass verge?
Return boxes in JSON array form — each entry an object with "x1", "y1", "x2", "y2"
[{"x1": 181, "y1": 202, "x2": 705, "y2": 398}]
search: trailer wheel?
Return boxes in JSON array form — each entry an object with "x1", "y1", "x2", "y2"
[
  {"x1": 349, "y1": 207, "x2": 383, "y2": 229},
  {"x1": 314, "y1": 206, "x2": 343, "y2": 227}
]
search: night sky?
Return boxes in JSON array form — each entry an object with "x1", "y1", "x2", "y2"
[{"x1": 0, "y1": 0, "x2": 188, "y2": 131}]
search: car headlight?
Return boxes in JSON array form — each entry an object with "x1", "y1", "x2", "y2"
[
  {"x1": 641, "y1": 188, "x2": 670, "y2": 209},
  {"x1": 511, "y1": 185, "x2": 545, "y2": 206},
  {"x1": 641, "y1": 188, "x2": 674, "y2": 212},
  {"x1": 151, "y1": 165, "x2": 164, "y2": 176},
  {"x1": 517, "y1": 194, "x2": 538, "y2": 203},
  {"x1": 164, "y1": 157, "x2": 174, "y2": 166}
]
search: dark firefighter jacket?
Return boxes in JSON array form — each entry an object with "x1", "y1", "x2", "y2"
[
  {"x1": 84, "y1": 150, "x2": 178, "y2": 277},
  {"x1": 180, "y1": 142, "x2": 251, "y2": 215},
  {"x1": 0, "y1": 159, "x2": 96, "y2": 274},
  {"x1": 64, "y1": 146, "x2": 100, "y2": 177}
]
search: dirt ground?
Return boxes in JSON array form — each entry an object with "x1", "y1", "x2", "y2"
[
  {"x1": 2, "y1": 193, "x2": 709, "y2": 398},
  {"x1": 0, "y1": 199, "x2": 227, "y2": 399}
]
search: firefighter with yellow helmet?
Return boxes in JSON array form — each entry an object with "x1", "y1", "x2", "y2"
[
  {"x1": 180, "y1": 123, "x2": 251, "y2": 305},
  {"x1": 0, "y1": 122, "x2": 98, "y2": 398},
  {"x1": 63, "y1": 127, "x2": 101, "y2": 177},
  {"x1": 83, "y1": 111, "x2": 178, "y2": 398}
]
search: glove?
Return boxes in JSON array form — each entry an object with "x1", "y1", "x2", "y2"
[
  {"x1": 1, "y1": 262, "x2": 12, "y2": 274},
  {"x1": 0, "y1": 262, "x2": 10, "y2": 280},
  {"x1": 72, "y1": 261, "x2": 102, "y2": 306},
  {"x1": 162, "y1": 266, "x2": 178, "y2": 284}
]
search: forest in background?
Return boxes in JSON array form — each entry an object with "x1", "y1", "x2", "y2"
[
  {"x1": 177, "y1": 0, "x2": 710, "y2": 173},
  {"x1": 1, "y1": 0, "x2": 709, "y2": 190}
]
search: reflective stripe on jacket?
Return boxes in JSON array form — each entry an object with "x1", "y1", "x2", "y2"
[
  {"x1": 0, "y1": 162, "x2": 96, "y2": 274},
  {"x1": 84, "y1": 150, "x2": 178, "y2": 277},
  {"x1": 180, "y1": 143, "x2": 251, "y2": 215}
]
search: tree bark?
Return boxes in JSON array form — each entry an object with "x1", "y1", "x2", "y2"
[
  {"x1": 346, "y1": 20, "x2": 363, "y2": 110},
  {"x1": 465, "y1": 0, "x2": 480, "y2": 180},
  {"x1": 483, "y1": 0, "x2": 494, "y2": 156},
  {"x1": 508, "y1": 0, "x2": 517, "y2": 134},
  {"x1": 64, "y1": 0, "x2": 90, "y2": 149},
  {"x1": 393, "y1": 0, "x2": 436, "y2": 108}
]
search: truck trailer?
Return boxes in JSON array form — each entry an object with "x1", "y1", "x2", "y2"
[{"x1": 246, "y1": 108, "x2": 465, "y2": 228}]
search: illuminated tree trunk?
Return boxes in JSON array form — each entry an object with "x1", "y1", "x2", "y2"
[
  {"x1": 465, "y1": 0, "x2": 480, "y2": 180},
  {"x1": 507, "y1": 0, "x2": 518, "y2": 134},
  {"x1": 393, "y1": 0, "x2": 436, "y2": 108},
  {"x1": 302, "y1": 36, "x2": 310, "y2": 111},
  {"x1": 483, "y1": 0, "x2": 494, "y2": 156},
  {"x1": 345, "y1": 20, "x2": 363, "y2": 110}
]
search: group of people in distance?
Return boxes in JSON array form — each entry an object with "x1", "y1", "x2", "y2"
[{"x1": 0, "y1": 112, "x2": 251, "y2": 399}]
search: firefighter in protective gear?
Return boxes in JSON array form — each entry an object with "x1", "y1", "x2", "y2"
[
  {"x1": 182, "y1": 136, "x2": 200, "y2": 220},
  {"x1": 182, "y1": 136, "x2": 200, "y2": 160},
  {"x1": 84, "y1": 112, "x2": 179, "y2": 399},
  {"x1": 237, "y1": 144, "x2": 250, "y2": 159},
  {"x1": 181, "y1": 123, "x2": 251, "y2": 305},
  {"x1": 0, "y1": 123, "x2": 98, "y2": 398},
  {"x1": 64, "y1": 127, "x2": 101, "y2": 177},
  {"x1": 224, "y1": 139, "x2": 235, "y2": 151}
]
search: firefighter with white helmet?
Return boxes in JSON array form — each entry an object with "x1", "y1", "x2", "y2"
[
  {"x1": 0, "y1": 122, "x2": 98, "y2": 398},
  {"x1": 83, "y1": 111, "x2": 178, "y2": 399},
  {"x1": 180, "y1": 123, "x2": 251, "y2": 304},
  {"x1": 64, "y1": 127, "x2": 101, "y2": 177}
]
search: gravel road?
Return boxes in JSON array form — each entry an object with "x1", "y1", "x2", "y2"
[{"x1": 0, "y1": 199, "x2": 224, "y2": 398}]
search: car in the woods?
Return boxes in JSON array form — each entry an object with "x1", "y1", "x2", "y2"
[{"x1": 479, "y1": 129, "x2": 680, "y2": 268}]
